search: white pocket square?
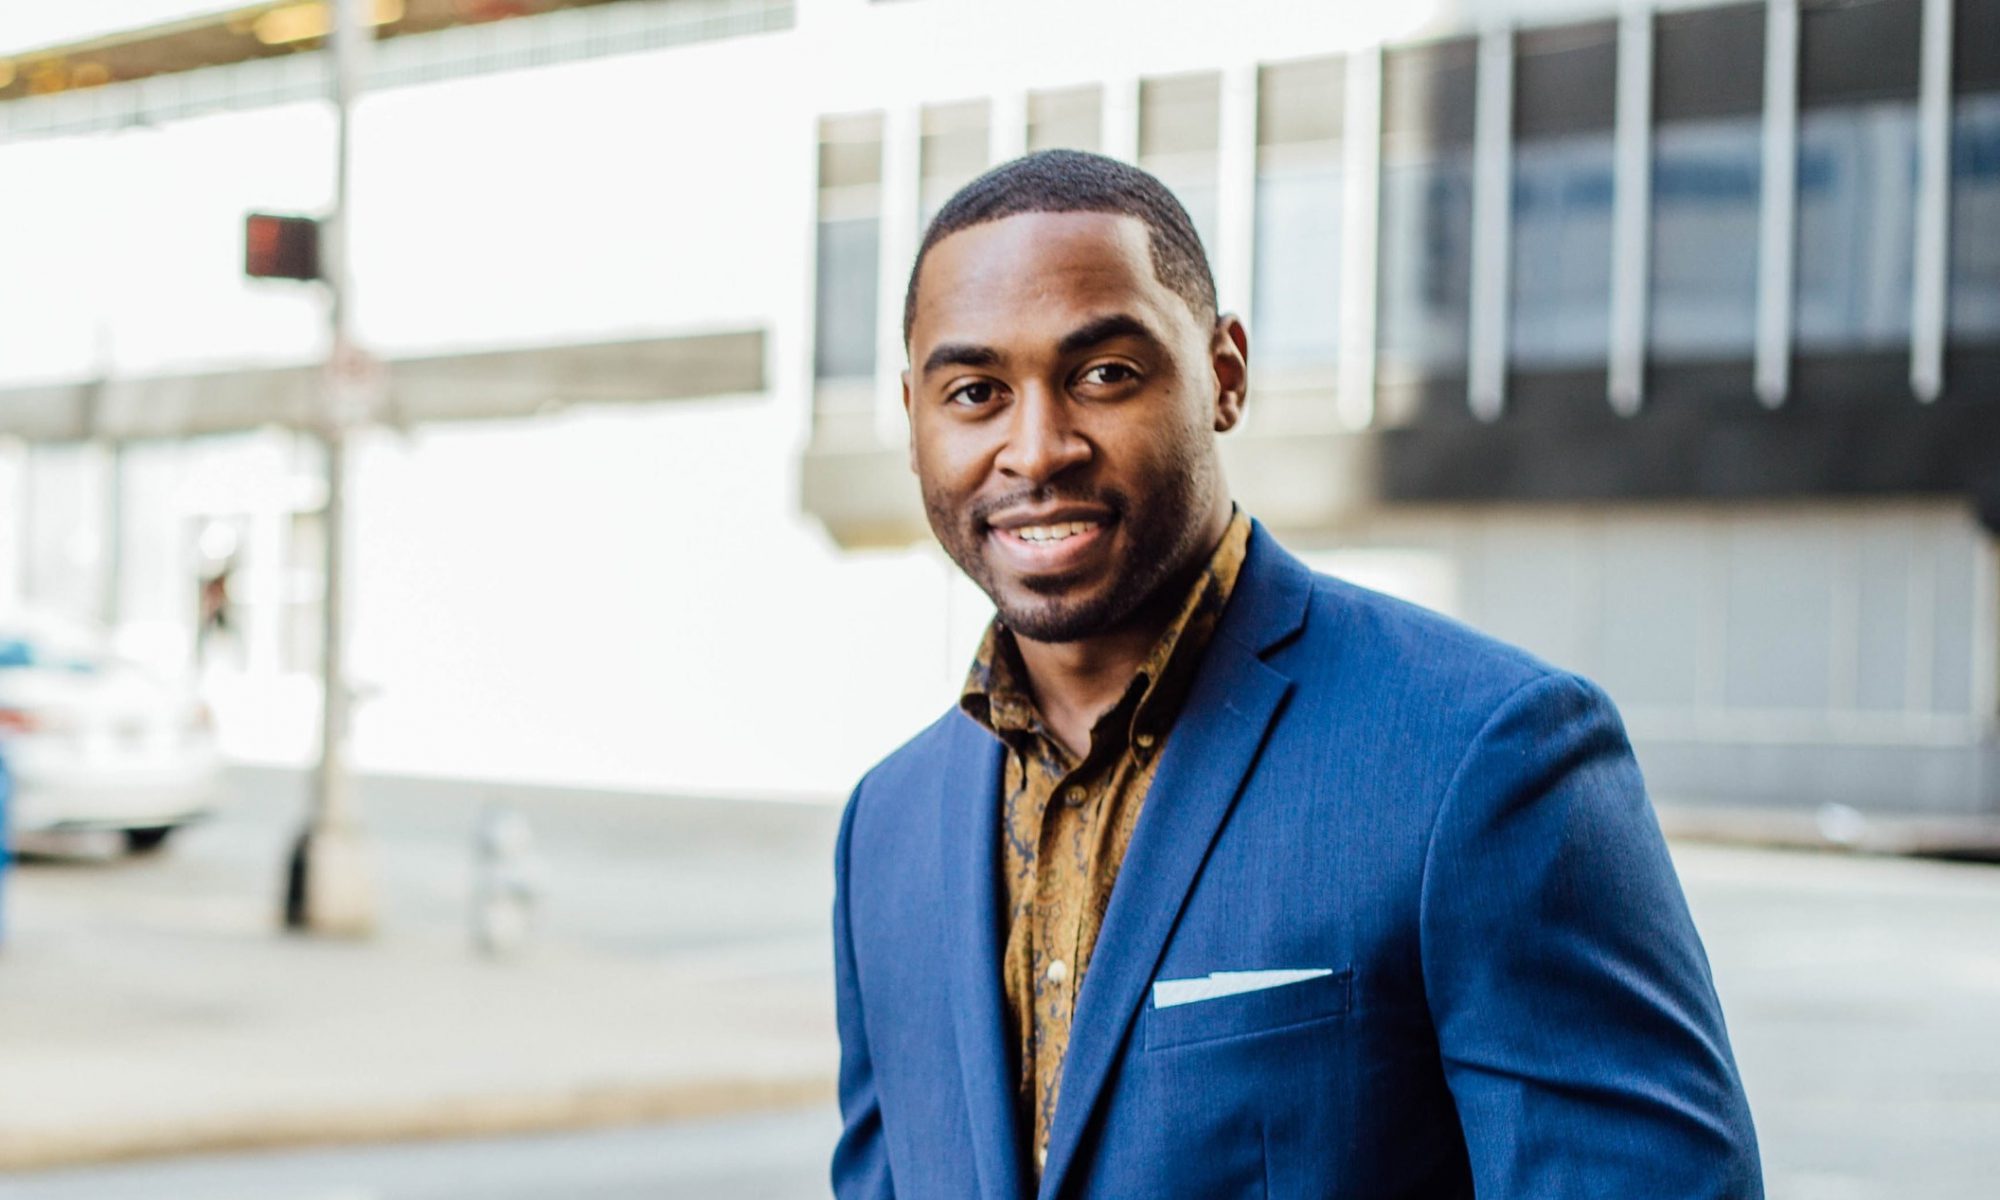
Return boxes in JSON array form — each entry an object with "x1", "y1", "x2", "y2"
[{"x1": 1151, "y1": 968, "x2": 1334, "y2": 1009}]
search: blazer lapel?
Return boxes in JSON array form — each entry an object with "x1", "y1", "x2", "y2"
[
  {"x1": 939, "y1": 711, "x2": 1030, "y2": 1200},
  {"x1": 1038, "y1": 524, "x2": 1312, "y2": 1199}
]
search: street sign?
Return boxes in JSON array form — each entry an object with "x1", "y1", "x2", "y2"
[{"x1": 244, "y1": 213, "x2": 321, "y2": 281}]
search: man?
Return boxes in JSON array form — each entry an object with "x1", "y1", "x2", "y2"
[{"x1": 831, "y1": 149, "x2": 1761, "y2": 1199}]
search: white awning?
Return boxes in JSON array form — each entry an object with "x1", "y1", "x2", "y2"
[{"x1": 0, "y1": 329, "x2": 765, "y2": 442}]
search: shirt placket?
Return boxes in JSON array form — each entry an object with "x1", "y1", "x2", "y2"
[{"x1": 1031, "y1": 732, "x2": 1113, "y2": 1158}]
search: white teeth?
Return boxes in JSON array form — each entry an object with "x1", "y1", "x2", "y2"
[{"x1": 1012, "y1": 520, "x2": 1098, "y2": 543}]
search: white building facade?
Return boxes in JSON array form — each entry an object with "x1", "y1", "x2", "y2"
[{"x1": 3, "y1": 0, "x2": 1996, "y2": 826}]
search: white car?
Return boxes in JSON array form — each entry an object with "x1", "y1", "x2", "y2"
[{"x1": 0, "y1": 614, "x2": 222, "y2": 854}]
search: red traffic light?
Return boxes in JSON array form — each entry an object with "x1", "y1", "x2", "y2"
[{"x1": 245, "y1": 213, "x2": 321, "y2": 281}]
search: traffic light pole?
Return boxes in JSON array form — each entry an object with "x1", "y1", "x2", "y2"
[{"x1": 285, "y1": 0, "x2": 377, "y2": 936}]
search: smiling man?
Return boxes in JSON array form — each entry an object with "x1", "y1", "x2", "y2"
[{"x1": 830, "y1": 150, "x2": 1762, "y2": 1200}]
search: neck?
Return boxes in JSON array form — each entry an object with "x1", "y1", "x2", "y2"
[{"x1": 1012, "y1": 500, "x2": 1232, "y2": 756}]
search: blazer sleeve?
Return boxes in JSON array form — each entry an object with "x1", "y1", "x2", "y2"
[
  {"x1": 1419, "y1": 671, "x2": 1763, "y2": 1199},
  {"x1": 831, "y1": 784, "x2": 896, "y2": 1199}
]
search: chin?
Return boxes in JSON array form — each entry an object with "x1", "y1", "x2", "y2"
[{"x1": 994, "y1": 586, "x2": 1123, "y2": 644}]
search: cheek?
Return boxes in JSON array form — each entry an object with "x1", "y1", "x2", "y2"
[
  {"x1": 1103, "y1": 399, "x2": 1207, "y2": 477},
  {"x1": 912, "y1": 426, "x2": 990, "y2": 503}
]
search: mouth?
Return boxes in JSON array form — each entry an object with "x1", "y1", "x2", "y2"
[
  {"x1": 1002, "y1": 519, "x2": 1101, "y2": 545},
  {"x1": 984, "y1": 508, "x2": 1117, "y2": 578}
]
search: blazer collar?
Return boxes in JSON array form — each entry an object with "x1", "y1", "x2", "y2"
[
  {"x1": 939, "y1": 521, "x2": 1313, "y2": 1200},
  {"x1": 939, "y1": 712, "x2": 1027, "y2": 1200},
  {"x1": 1216, "y1": 518, "x2": 1316, "y2": 659}
]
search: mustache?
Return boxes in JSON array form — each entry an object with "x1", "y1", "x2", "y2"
[{"x1": 970, "y1": 486, "x2": 1129, "y2": 529}]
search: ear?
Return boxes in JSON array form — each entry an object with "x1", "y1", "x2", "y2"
[
  {"x1": 1210, "y1": 314, "x2": 1249, "y2": 433},
  {"x1": 901, "y1": 369, "x2": 917, "y2": 473}
]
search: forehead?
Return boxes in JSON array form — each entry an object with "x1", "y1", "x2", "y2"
[{"x1": 909, "y1": 211, "x2": 1185, "y2": 352}]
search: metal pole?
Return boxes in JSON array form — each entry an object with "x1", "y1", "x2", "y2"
[
  {"x1": 1337, "y1": 45, "x2": 1382, "y2": 432},
  {"x1": 1754, "y1": 0, "x2": 1800, "y2": 409},
  {"x1": 1608, "y1": 5, "x2": 1654, "y2": 416},
  {"x1": 1468, "y1": 26, "x2": 1515, "y2": 422},
  {"x1": 1910, "y1": 0, "x2": 1954, "y2": 402},
  {"x1": 286, "y1": 0, "x2": 376, "y2": 936}
]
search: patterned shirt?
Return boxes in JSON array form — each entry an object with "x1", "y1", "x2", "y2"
[{"x1": 958, "y1": 511, "x2": 1252, "y2": 1172}]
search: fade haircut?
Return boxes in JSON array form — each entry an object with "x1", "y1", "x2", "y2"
[{"x1": 901, "y1": 149, "x2": 1218, "y2": 344}]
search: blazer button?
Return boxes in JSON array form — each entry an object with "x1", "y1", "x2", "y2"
[{"x1": 1064, "y1": 785, "x2": 1087, "y2": 805}]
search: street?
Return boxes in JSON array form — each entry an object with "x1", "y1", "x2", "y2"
[{"x1": 1, "y1": 770, "x2": 1997, "y2": 1198}]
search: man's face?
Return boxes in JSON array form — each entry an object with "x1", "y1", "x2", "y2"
[{"x1": 903, "y1": 211, "x2": 1246, "y2": 644}]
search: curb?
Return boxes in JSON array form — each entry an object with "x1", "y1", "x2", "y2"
[
  {"x1": 0, "y1": 1074, "x2": 836, "y2": 1173},
  {"x1": 1659, "y1": 800, "x2": 2000, "y2": 862}
]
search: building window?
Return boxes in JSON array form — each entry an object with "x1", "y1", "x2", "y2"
[
  {"x1": 1509, "y1": 22, "x2": 1617, "y2": 373},
  {"x1": 1951, "y1": 0, "x2": 2000, "y2": 345},
  {"x1": 814, "y1": 113, "x2": 883, "y2": 385},
  {"x1": 1377, "y1": 39, "x2": 1477, "y2": 387},
  {"x1": 1650, "y1": 2, "x2": 1765, "y2": 364},
  {"x1": 920, "y1": 100, "x2": 991, "y2": 230},
  {"x1": 1029, "y1": 86, "x2": 1102, "y2": 154},
  {"x1": 1794, "y1": 0, "x2": 1922, "y2": 354},
  {"x1": 1140, "y1": 72, "x2": 1223, "y2": 260},
  {"x1": 1253, "y1": 57, "x2": 1344, "y2": 372}
]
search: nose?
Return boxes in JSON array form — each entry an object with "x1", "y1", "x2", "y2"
[{"x1": 994, "y1": 384, "x2": 1090, "y2": 485}]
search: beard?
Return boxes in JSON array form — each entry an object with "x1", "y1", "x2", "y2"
[{"x1": 922, "y1": 441, "x2": 1218, "y2": 645}]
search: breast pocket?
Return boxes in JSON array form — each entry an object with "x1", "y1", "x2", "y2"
[{"x1": 1143, "y1": 967, "x2": 1353, "y2": 1052}]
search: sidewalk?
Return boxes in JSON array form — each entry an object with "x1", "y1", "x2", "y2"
[{"x1": 0, "y1": 771, "x2": 842, "y2": 1171}]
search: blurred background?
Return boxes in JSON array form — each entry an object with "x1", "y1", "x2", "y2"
[{"x1": 0, "y1": 0, "x2": 1995, "y2": 1196}]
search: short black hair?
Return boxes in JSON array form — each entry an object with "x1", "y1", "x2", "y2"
[{"x1": 901, "y1": 149, "x2": 1218, "y2": 344}]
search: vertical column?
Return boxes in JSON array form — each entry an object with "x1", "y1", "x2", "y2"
[
  {"x1": 18, "y1": 445, "x2": 36, "y2": 606},
  {"x1": 1971, "y1": 518, "x2": 2000, "y2": 727},
  {"x1": 1695, "y1": 517, "x2": 1731, "y2": 713},
  {"x1": 1755, "y1": 0, "x2": 1800, "y2": 408},
  {"x1": 0, "y1": 439, "x2": 27, "y2": 609},
  {"x1": 875, "y1": 104, "x2": 921, "y2": 443},
  {"x1": 989, "y1": 87, "x2": 1028, "y2": 166},
  {"x1": 1101, "y1": 76, "x2": 1141, "y2": 163},
  {"x1": 1910, "y1": 0, "x2": 1955, "y2": 402},
  {"x1": 1468, "y1": 26, "x2": 1515, "y2": 421},
  {"x1": 1905, "y1": 519, "x2": 1938, "y2": 715},
  {"x1": 1339, "y1": 46, "x2": 1383, "y2": 431},
  {"x1": 1609, "y1": 6, "x2": 1655, "y2": 416},
  {"x1": 98, "y1": 441, "x2": 124, "y2": 628},
  {"x1": 1215, "y1": 63, "x2": 1259, "y2": 328},
  {"x1": 1829, "y1": 525, "x2": 1862, "y2": 712}
]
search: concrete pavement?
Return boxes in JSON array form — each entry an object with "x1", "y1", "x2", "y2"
[{"x1": 0, "y1": 769, "x2": 842, "y2": 1171}]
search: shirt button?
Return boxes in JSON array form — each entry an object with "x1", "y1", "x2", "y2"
[
  {"x1": 1064, "y1": 785, "x2": 1087, "y2": 805},
  {"x1": 1046, "y1": 958, "x2": 1068, "y2": 985},
  {"x1": 1134, "y1": 732, "x2": 1156, "y2": 749},
  {"x1": 1037, "y1": 1147, "x2": 1049, "y2": 1170}
]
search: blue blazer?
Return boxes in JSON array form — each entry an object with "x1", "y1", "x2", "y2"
[{"x1": 832, "y1": 522, "x2": 1761, "y2": 1199}]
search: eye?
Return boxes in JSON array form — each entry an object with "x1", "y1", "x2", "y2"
[
  {"x1": 945, "y1": 380, "x2": 999, "y2": 408},
  {"x1": 1075, "y1": 362, "x2": 1140, "y2": 389}
]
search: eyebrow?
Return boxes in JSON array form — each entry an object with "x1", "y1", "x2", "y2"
[
  {"x1": 1056, "y1": 313, "x2": 1162, "y2": 358},
  {"x1": 920, "y1": 342, "x2": 1003, "y2": 379},
  {"x1": 919, "y1": 313, "x2": 1163, "y2": 380}
]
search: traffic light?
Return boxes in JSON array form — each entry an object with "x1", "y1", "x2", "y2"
[{"x1": 244, "y1": 212, "x2": 321, "y2": 281}]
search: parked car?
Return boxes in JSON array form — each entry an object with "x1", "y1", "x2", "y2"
[{"x1": 0, "y1": 613, "x2": 221, "y2": 854}]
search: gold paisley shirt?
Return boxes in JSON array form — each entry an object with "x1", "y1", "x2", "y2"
[{"x1": 958, "y1": 510, "x2": 1251, "y2": 1173}]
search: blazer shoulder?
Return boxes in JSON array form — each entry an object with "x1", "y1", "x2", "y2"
[{"x1": 1298, "y1": 570, "x2": 1561, "y2": 703}]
